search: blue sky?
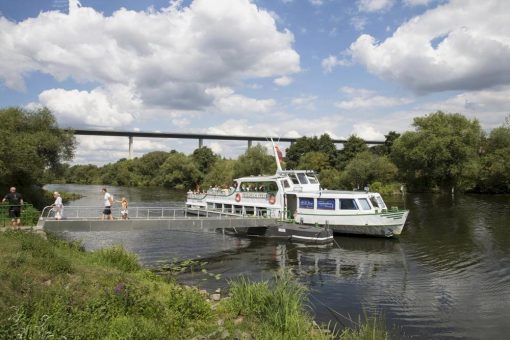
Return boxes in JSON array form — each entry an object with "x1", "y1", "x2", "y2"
[{"x1": 1, "y1": 0, "x2": 509, "y2": 164}]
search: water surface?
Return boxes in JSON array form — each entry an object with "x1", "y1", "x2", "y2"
[{"x1": 46, "y1": 184, "x2": 510, "y2": 339}]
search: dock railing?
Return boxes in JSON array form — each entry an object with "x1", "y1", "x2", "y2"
[{"x1": 38, "y1": 204, "x2": 277, "y2": 223}]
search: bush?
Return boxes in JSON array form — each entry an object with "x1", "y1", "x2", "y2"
[{"x1": 93, "y1": 245, "x2": 140, "y2": 272}]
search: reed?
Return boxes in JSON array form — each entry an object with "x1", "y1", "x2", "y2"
[{"x1": 227, "y1": 270, "x2": 333, "y2": 339}]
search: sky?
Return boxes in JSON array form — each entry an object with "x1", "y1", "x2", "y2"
[{"x1": 1, "y1": 0, "x2": 509, "y2": 164}]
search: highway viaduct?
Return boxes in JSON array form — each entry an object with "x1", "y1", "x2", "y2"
[{"x1": 73, "y1": 129, "x2": 385, "y2": 159}]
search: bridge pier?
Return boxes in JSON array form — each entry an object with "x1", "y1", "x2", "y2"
[
  {"x1": 247, "y1": 139, "x2": 252, "y2": 149},
  {"x1": 128, "y1": 136, "x2": 133, "y2": 159},
  {"x1": 199, "y1": 138, "x2": 203, "y2": 148}
]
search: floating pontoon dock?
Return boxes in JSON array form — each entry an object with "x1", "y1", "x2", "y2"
[{"x1": 38, "y1": 205, "x2": 333, "y2": 244}]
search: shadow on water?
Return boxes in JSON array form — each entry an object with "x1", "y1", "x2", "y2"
[{"x1": 48, "y1": 184, "x2": 510, "y2": 339}]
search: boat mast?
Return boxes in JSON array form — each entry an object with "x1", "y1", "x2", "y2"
[{"x1": 271, "y1": 138, "x2": 283, "y2": 173}]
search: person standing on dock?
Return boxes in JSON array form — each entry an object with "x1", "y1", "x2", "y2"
[
  {"x1": 52, "y1": 192, "x2": 63, "y2": 220},
  {"x1": 101, "y1": 188, "x2": 114, "y2": 220},
  {"x1": 119, "y1": 197, "x2": 128, "y2": 220},
  {"x1": 2, "y1": 187, "x2": 23, "y2": 229}
]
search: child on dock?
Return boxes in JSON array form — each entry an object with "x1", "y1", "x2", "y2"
[{"x1": 120, "y1": 197, "x2": 128, "y2": 220}]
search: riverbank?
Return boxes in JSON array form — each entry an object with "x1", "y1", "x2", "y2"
[{"x1": 0, "y1": 230, "x2": 387, "y2": 339}]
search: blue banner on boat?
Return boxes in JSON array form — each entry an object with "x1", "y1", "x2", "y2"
[
  {"x1": 317, "y1": 198, "x2": 335, "y2": 210},
  {"x1": 299, "y1": 197, "x2": 314, "y2": 209}
]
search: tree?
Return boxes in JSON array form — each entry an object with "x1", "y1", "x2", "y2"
[
  {"x1": 318, "y1": 168, "x2": 342, "y2": 189},
  {"x1": 154, "y1": 152, "x2": 201, "y2": 189},
  {"x1": 372, "y1": 131, "x2": 400, "y2": 156},
  {"x1": 336, "y1": 135, "x2": 368, "y2": 169},
  {"x1": 191, "y1": 146, "x2": 218, "y2": 174},
  {"x1": 341, "y1": 151, "x2": 398, "y2": 189},
  {"x1": 0, "y1": 107, "x2": 75, "y2": 188},
  {"x1": 285, "y1": 134, "x2": 337, "y2": 169},
  {"x1": 297, "y1": 152, "x2": 330, "y2": 173},
  {"x1": 234, "y1": 145, "x2": 275, "y2": 178},
  {"x1": 391, "y1": 111, "x2": 482, "y2": 192},
  {"x1": 476, "y1": 126, "x2": 510, "y2": 193},
  {"x1": 202, "y1": 159, "x2": 235, "y2": 189}
]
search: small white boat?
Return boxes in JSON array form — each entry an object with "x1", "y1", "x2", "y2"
[{"x1": 186, "y1": 141, "x2": 409, "y2": 237}]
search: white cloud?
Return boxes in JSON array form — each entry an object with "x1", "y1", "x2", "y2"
[
  {"x1": 0, "y1": 0, "x2": 300, "y2": 114},
  {"x1": 36, "y1": 85, "x2": 138, "y2": 128},
  {"x1": 422, "y1": 86, "x2": 510, "y2": 129},
  {"x1": 352, "y1": 123, "x2": 385, "y2": 140},
  {"x1": 351, "y1": 16, "x2": 367, "y2": 31},
  {"x1": 205, "y1": 87, "x2": 276, "y2": 114},
  {"x1": 335, "y1": 86, "x2": 412, "y2": 110},
  {"x1": 274, "y1": 76, "x2": 293, "y2": 86},
  {"x1": 73, "y1": 135, "x2": 169, "y2": 164},
  {"x1": 349, "y1": 0, "x2": 510, "y2": 93},
  {"x1": 357, "y1": 0, "x2": 394, "y2": 12},
  {"x1": 403, "y1": 0, "x2": 434, "y2": 6},
  {"x1": 291, "y1": 95, "x2": 317, "y2": 110},
  {"x1": 321, "y1": 55, "x2": 350, "y2": 73},
  {"x1": 309, "y1": 0, "x2": 324, "y2": 6}
]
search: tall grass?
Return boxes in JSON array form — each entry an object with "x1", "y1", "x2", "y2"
[
  {"x1": 92, "y1": 245, "x2": 141, "y2": 272},
  {"x1": 227, "y1": 271, "x2": 333, "y2": 339}
]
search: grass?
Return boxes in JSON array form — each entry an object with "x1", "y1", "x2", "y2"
[{"x1": 0, "y1": 231, "x2": 390, "y2": 339}]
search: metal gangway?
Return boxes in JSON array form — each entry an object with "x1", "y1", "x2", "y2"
[{"x1": 38, "y1": 204, "x2": 264, "y2": 223}]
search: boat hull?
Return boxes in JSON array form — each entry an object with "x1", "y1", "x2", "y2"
[{"x1": 297, "y1": 210, "x2": 409, "y2": 237}]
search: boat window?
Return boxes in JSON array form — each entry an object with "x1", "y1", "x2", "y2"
[
  {"x1": 339, "y1": 198, "x2": 358, "y2": 210},
  {"x1": 281, "y1": 179, "x2": 290, "y2": 188},
  {"x1": 375, "y1": 196, "x2": 387, "y2": 209},
  {"x1": 296, "y1": 173, "x2": 309, "y2": 184},
  {"x1": 317, "y1": 198, "x2": 335, "y2": 210},
  {"x1": 299, "y1": 197, "x2": 314, "y2": 209},
  {"x1": 357, "y1": 198, "x2": 371, "y2": 210},
  {"x1": 289, "y1": 173, "x2": 300, "y2": 184},
  {"x1": 369, "y1": 196, "x2": 379, "y2": 208},
  {"x1": 307, "y1": 174, "x2": 318, "y2": 184}
]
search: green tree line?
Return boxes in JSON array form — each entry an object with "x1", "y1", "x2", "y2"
[{"x1": 2, "y1": 107, "x2": 509, "y2": 197}]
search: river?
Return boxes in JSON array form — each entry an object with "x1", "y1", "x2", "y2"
[{"x1": 45, "y1": 184, "x2": 510, "y2": 339}]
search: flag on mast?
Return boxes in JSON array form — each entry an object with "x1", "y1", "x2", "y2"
[{"x1": 275, "y1": 145, "x2": 283, "y2": 162}]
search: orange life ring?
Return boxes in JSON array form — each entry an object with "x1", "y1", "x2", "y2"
[
  {"x1": 268, "y1": 194, "x2": 276, "y2": 205},
  {"x1": 235, "y1": 193, "x2": 241, "y2": 202}
]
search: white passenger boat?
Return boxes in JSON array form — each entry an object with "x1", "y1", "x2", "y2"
[{"x1": 186, "y1": 142, "x2": 409, "y2": 237}]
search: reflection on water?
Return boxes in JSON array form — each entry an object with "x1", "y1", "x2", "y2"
[{"x1": 47, "y1": 184, "x2": 510, "y2": 339}]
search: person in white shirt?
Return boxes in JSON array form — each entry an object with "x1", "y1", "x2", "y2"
[
  {"x1": 52, "y1": 191, "x2": 63, "y2": 220},
  {"x1": 101, "y1": 188, "x2": 113, "y2": 220}
]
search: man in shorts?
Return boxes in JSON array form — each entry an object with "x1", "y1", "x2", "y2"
[
  {"x1": 2, "y1": 187, "x2": 23, "y2": 229},
  {"x1": 101, "y1": 188, "x2": 113, "y2": 220}
]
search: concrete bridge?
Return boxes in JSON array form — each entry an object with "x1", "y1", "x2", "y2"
[{"x1": 73, "y1": 129, "x2": 385, "y2": 159}]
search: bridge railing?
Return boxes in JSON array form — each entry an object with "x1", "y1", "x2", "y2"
[{"x1": 38, "y1": 205, "x2": 258, "y2": 222}]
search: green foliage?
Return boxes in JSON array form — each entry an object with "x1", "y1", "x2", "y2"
[
  {"x1": 338, "y1": 314, "x2": 388, "y2": 340},
  {"x1": 192, "y1": 146, "x2": 219, "y2": 174},
  {"x1": 318, "y1": 168, "x2": 343, "y2": 189},
  {"x1": 298, "y1": 152, "x2": 331, "y2": 173},
  {"x1": 341, "y1": 152, "x2": 398, "y2": 190},
  {"x1": 0, "y1": 107, "x2": 75, "y2": 188},
  {"x1": 155, "y1": 152, "x2": 202, "y2": 189},
  {"x1": 234, "y1": 144, "x2": 275, "y2": 178},
  {"x1": 391, "y1": 111, "x2": 482, "y2": 192},
  {"x1": 202, "y1": 159, "x2": 235, "y2": 189},
  {"x1": 476, "y1": 126, "x2": 510, "y2": 193},
  {"x1": 285, "y1": 134, "x2": 337, "y2": 169},
  {"x1": 227, "y1": 271, "x2": 331, "y2": 339},
  {"x1": 371, "y1": 131, "x2": 401, "y2": 156},
  {"x1": 336, "y1": 135, "x2": 369, "y2": 170},
  {"x1": 92, "y1": 245, "x2": 141, "y2": 272}
]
